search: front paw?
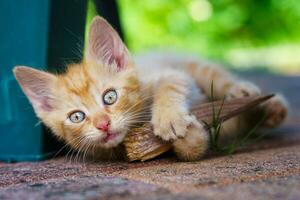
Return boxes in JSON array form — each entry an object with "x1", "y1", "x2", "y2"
[
  {"x1": 226, "y1": 81, "x2": 261, "y2": 99},
  {"x1": 151, "y1": 108, "x2": 193, "y2": 141}
]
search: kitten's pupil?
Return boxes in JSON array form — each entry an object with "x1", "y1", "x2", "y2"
[
  {"x1": 69, "y1": 111, "x2": 85, "y2": 123},
  {"x1": 103, "y1": 89, "x2": 118, "y2": 105}
]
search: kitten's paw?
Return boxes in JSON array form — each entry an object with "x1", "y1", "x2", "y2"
[
  {"x1": 151, "y1": 108, "x2": 193, "y2": 141},
  {"x1": 173, "y1": 116, "x2": 209, "y2": 161},
  {"x1": 262, "y1": 94, "x2": 288, "y2": 128},
  {"x1": 226, "y1": 81, "x2": 261, "y2": 99}
]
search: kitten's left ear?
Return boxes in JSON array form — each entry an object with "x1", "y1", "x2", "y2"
[{"x1": 86, "y1": 16, "x2": 130, "y2": 70}]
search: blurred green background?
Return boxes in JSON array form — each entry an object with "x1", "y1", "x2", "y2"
[{"x1": 89, "y1": 0, "x2": 300, "y2": 74}]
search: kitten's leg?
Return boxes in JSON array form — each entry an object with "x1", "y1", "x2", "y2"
[
  {"x1": 219, "y1": 93, "x2": 289, "y2": 142},
  {"x1": 185, "y1": 62, "x2": 261, "y2": 99},
  {"x1": 151, "y1": 72, "x2": 209, "y2": 160},
  {"x1": 173, "y1": 115, "x2": 209, "y2": 161},
  {"x1": 217, "y1": 75, "x2": 288, "y2": 135},
  {"x1": 185, "y1": 62, "x2": 288, "y2": 140}
]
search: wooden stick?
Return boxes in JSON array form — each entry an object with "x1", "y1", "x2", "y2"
[{"x1": 123, "y1": 94, "x2": 274, "y2": 161}]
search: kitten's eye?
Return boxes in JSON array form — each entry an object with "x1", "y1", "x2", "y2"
[
  {"x1": 69, "y1": 111, "x2": 86, "y2": 123},
  {"x1": 103, "y1": 89, "x2": 118, "y2": 105}
]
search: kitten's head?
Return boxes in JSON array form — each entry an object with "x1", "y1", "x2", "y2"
[{"x1": 13, "y1": 16, "x2": 141, "y2": 150}]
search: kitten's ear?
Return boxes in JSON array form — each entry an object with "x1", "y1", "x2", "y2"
[
  {"x1": 86, "y1": 16, "x2": 130, "y2": 70},
  {"x1": 13, "y1": 66, "x2": 57, "y2": 113}
]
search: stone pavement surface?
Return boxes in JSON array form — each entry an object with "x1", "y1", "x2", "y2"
[{"x1": 1, "y1": 73, "x2": 300, "y2": 200}]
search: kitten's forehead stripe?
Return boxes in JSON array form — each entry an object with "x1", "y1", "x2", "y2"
[{"x1": 58, "y1": 64, "x2": 99, "y2": 109}]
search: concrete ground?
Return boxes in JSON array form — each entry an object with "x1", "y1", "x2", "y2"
[{"x1": 1, "y1": 73, "x2": 300, "y2": 200}]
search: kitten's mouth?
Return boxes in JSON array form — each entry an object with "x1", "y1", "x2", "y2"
[
  {"x1": 101, "y1": 132, "x2": 118, "y2": 143},
  {"x1": 91, "y1": 130, "x2": 126, "y2": 148}
]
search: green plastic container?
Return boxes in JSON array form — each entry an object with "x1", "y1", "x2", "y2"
[{"x1": 0, "y1": 0, "x2": 87, "y2": 162}]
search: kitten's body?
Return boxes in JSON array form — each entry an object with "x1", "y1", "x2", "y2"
[
  {"x1": 134, "y1": 52, "x2": 288, "y2": 160},
  {"x1": 13, "y1": 16, "x2": 288, "y2": 161}
]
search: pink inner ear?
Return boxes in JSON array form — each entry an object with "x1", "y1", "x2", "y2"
[
  {"x1": 24, "y1": 85, "x2": 54, "y2": 112},
  {"x1": 87, "y1": 17, "x2": 129, "y2": 70},
  {"x1": 41, "y1": 98, "x2": 53, "y2": 112},
  {"x1": 108, "y1": 54, "x2": 126, "y2": 70},
  {"x1": 14, "y1": 66, "x2": 56, "y2": 113},
  {"x1": 36, "y1": 95, "x2": 53, "y2": 112}
]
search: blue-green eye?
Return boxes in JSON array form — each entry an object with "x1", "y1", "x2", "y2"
[
  {"x1": 69, "y1": 111, "x2": 85, "y2": 123},
  {"x1": 103, "y1": 89, "x2": 118, "y2": 105}
]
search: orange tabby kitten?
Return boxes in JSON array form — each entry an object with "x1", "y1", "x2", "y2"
[{"x1": 13, "y1": 16, "x2": 288, "y2": 161}]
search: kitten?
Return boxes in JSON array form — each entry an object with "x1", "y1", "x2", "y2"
[{"x1": 13, "y1": 16, "x2": 288, "y2": 161}]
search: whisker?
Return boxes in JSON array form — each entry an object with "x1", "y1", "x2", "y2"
[{"x1": 54, "y1": 136, "x2": 84, "y2": 158}]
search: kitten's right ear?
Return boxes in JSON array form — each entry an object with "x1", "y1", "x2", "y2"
[{"x1": 13, "y1": 66, "x2": 57, "y2": 113}]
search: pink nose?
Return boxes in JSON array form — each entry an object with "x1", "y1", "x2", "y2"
[{"x1": 96, "y1": 118, "x2": 110, "y2": 132}]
